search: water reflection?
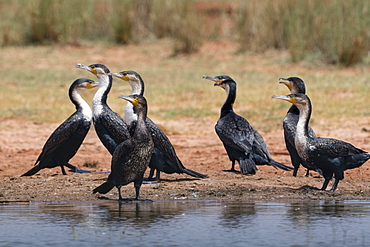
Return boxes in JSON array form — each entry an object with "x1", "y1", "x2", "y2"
[
  {"x1": 219, "y1": 202, "x2": 257, "y2": 228},
  {"x1": 0, "y1": 200, "x2": 369, "y2": 246}
]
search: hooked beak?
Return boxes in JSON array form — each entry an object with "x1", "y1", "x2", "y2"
[
  {"x1": 76, "y1": 63, "x2": 98, "y2": 75},
  {"x1": 109, "y1": 72, "x2": 128, "y2": 81},
  {"x1": 118, "y1": 94, "x2": 138, "y2": 105},
  {"x1": 279, "y1": 78, "x2": 293, "y2": 91},
  {"x1": 76, "y1": 63, "x2": 92, "y2": 71},
  {"x1": 272, "y1": 94, "x2": 296, "y2": 104},
  {"x1": 203, "y1": 75, "x2": 223, "y2": 86},
  {"x1": 87, "y1": 81, "x2": 99, "y2": 89}
]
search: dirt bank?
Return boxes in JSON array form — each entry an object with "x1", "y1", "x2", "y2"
[{"x1": 1, "y1": 118, "x2": 370, "y2": 203}]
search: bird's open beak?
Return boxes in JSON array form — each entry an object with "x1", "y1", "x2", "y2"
[
  {"x1": 203, "y1": 75, "x2": 222, "y2": 86},
  {"x1": 278, "y1": 78, "x2": 292, "y2": 91},
  {"x1": 76, "y1": 63, "x2": 97, "y2": 75},
  {"x1": 118, "y1": 94, "x2": 138, "y2": 105},
  {"x1": 76, "y1": 63, "x2": 91, "y2": 71},
  {"x1": 272, "y1": 94, "x2": 295, "y2": 104},
  {"x1": 109, "y1": 72, "x2": 129, "y2": 81}
]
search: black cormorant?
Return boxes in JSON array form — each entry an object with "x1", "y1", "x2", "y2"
[
  {"x1": 93, "y1": 94, "x2": 154, "y2": 201},
  {"x1": 76, "y1": 64, "x2": 130, "y2": 155},
  {"x1": 203, "y1": 75, "x2": 293, "y2": 174},
  {"x1": 22, "y1": 78, "x2": 98, "y2": 176},
  {"x1": 279, "y1": 77, "x2": 317, "y2": 177},
  {"x1": 272, "y1": 93, "x2": 370, "y2": 191},
  {"x1": 109, "y1": 70, "x2": 208, "y2": 182}
]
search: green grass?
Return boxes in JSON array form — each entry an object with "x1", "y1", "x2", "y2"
[{"x1": 0, "y1": 42, "x2": 369, "y2": 135}]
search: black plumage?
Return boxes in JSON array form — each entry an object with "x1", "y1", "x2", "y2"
[
  {"x1": 76, "y1": 64, "x2": 130, "y2": 155},
  {"x1": 93, "y1": 94, "x2": 154, "y2": 201},
  {"x1": 279, "y1": 77, "x2": 318, "y2": 177},
  {"x1": 272, "y1": 93, "x2": 370, "y2": 191},
  {"x1": 203, "y1": 75, "x2": 293, "y2": 174},
  {"x1": 109, "y1": 70, "x2": 208, "y2": 182},
  {"x1": 22, "y1": 78, "x2": 98, "y2": 176}
]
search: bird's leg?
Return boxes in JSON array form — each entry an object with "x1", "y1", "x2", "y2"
[
  {"x1": 134, "y1": 183, "x2": 141, "y2": 200},
  {"x1": 143, "y1": 168, "x2": 159, "y2": 184},
  {"x1": 118, "y1": 187, "x2": 123, "y2": 201},
  {"x1": 304, "y1": 169, "x2": 310, "y2": 177},
  {"x1": 147, "y1": 167, "x2": 155, "y2": 179},
  {"x1": 287, "y1": 142, "x2": 300, "y2": 177},
  {"x1": 292, "y1": 166, "x2": 298, "y2": 177},
  {"x1": 329, "y1": 178, "x2": 340, "y2": 192},
  {"x1": 131, "y1": 182, "x2": 152, "y2": 202},
  {"x1": 231, "y1": 160, "x2": 236, "y2": 171},
  {"x1": 60, "y1": 165, "x2": 67, "y2": 175},
  {"x1": 224, "y1": 160, "x2": 237, "y2": 172},
  {"x1": 320, "y1": 177, "x2": 331, "y2": 191},
  {"x1": 155, "y1": 170, "x2": 160, "y2": 181},
  {"x1": 328, "y1": 172, "x2": 343, "y2": 192}
]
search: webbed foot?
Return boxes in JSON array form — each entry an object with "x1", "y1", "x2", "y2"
[{"x1": 66, "y1": 164, "x2": 95, "y2": 173}]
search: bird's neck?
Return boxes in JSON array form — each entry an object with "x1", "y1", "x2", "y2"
[
  {"x1": 124, "y1": 81, "x2": 144, "y2": 124},
  {"x1": 130, "y1": 80, "x2": 144, "y2": 95},
  {"x1": 133, "y1": 107, "x2": 148, "y2": 139},
  {"x1": 287, "y1": 105, "x2": 299, "y2": 115},
  {"x1": 220, "y1": 83, "x2": 236, "y2": 118},
  {"x1": 71, "y1": 90, "x2": 92, "y2": 121},
  {"x1": 125, "y1": 103, "x2": 137, "y2": 125},
  {"x1": 295, "y1": 102, "x2": 312, "y2": 150},
  {"x1": 92, "y1": 74, "x2": 112, "y2": 115}
]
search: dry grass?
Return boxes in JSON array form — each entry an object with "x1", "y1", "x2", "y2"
[
  {"x1": 0, "y1": 0, "x2": 369, "y2": 65},
  {"x1": 0, "y1": 41, "x2": 369, "y2": 134}
]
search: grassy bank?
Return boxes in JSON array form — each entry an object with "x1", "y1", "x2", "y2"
[
  {"x1": 0, "y1": 41, "x2": 369, "y2": 134},
  {"x1": 0, "y1": 0, "x2": 369, "y2": 65}
]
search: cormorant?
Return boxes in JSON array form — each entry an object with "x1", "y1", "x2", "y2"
[
  {"x1": 93, "y1": 94, "x2": 154, "y2": 201},
  {"x1": 76, "y1": 64, "x2": 130, "y2": 155},
  {"x1": 22, "y1": 78, "x2": 98, "y2": 176},
  {"x1": 279, "y1": 77, "x2": 317, "y2": 177},
  {"x1": 109, "y1": 70, "x2": 208, "y2": 182},
  {"x1": 203, "y1": 75, "x2": 293, "y2": 174},
  {"x1": 272, "y1": 93, "x2": 370, "y2": 191}
]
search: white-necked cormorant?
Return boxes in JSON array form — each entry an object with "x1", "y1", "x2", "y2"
[
  {"x1": 203, "y1": 75, "x2": 293, "y2": 174},
  {"x1": 279, "y1": 77, "x2": 318, "y2": 177},
  {"x1": 109, "y1": 70, "x2": 208, "y2": 182},
  {"x1": 22, "y1": 78, "x2": 98, "y2": 176},
  {"x1": 93, "y1": 94, "x2": 154, "y2": 201},
  {"x1": 272, "y1": 93, "x2": 370, "y2": 191},
  {"x1": 76, "y1": 63, "x2": 130, "y2": 155}
]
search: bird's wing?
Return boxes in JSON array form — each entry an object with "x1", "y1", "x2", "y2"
[
  {"x1": 36, "y1": 113, "x2": 82, "y2": 164},
  {"x1": 252, "y1": 130, "x2": 271, "y2": 159},
  {"x1": 307, "y1": 125, "x2": 316, "y2": 138},
  {"x1": 215, "y1": 113, "x2": 256, "y2": 153},
  {"x1": 110, "y1": 139, "x2": 134, "y2": 181},
  {"x1": 130, "y1": 118, "x2": 185, "y2": 171},
  {"x1": 111, "y1": 139, "x2": 133, "y2": 165},
  {"x1": 99, "y1": 111, "x2": 131, "y2": 142},
  {"x1": 145, "y1": 118, "x2": 181, "y2": 164},
  {"x1": 311, "y1": 137, "x2": 366, "y2": 157}
]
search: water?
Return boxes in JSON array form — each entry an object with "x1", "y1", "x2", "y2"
[{"x1": 0, "y1": 199, "x2": 369, "y2": 247}]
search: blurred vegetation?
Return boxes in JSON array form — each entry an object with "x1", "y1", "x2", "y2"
[{"x1": 0, "y1": 0, "x2": 369, "y2": 65}]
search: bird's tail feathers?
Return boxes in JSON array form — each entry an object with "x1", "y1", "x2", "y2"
[
  {"x1": 21, "y1": 165, "x2": 41, "y2": 176},
  {"x1": 346, "y1": 154, "x2": 370, "y2": 169},
  {"x1": 93, "y1": 182, "x2": 114, "y2": 194},
  {"x1": 239, "y1": 159, "x2": 258, "y2": 175},
  {"x1": 269, "y1": 160, "x2": 294, "y2": 171},
  {"x1": 183, "y1": 168, "x2": 208, "y2": 178}
]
